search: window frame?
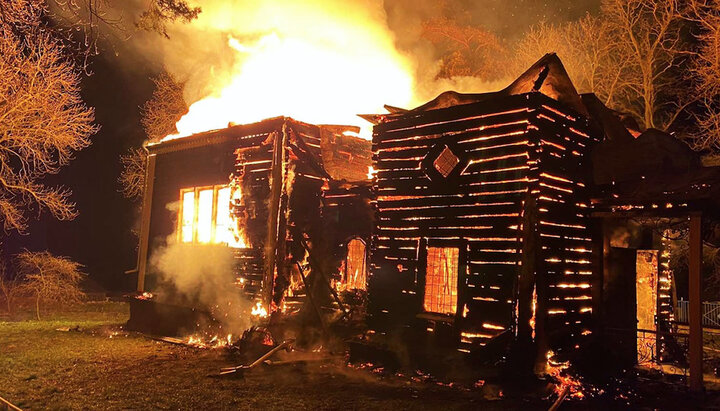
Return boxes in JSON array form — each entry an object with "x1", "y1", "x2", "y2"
[
  {"x1": 177, "y1": 184, "x2": 231, "y2": 245},
  {"x1": 417, "y1": 238, "x2": 468, "y2": 323},
  {"x1": 342, "y1": 237, "x2": 368, "y2": 290},
  {"x1": 423, "y1": 246, "x2": 460, "y2": 316}
]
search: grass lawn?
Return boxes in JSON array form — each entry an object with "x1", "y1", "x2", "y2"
[
  {"x1": 0, "y1": 302, "x2": 530, "y2": 410},
  {"x1": 3, "y1": 302, "x2": 720, "y2": 410}
]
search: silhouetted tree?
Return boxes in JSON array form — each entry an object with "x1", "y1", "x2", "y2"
[
  {"x1": 0, "y1": 1, "x2": 97, "y2": 234},
  {"x1": 15, "y1": 251, "x2": 85, "y2": 320},
  {"x1": 422, "y1": 16, "x2": 506, "y2": 81}
]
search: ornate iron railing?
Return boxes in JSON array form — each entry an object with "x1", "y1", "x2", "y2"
[{"x1": 676, "y1": 300, "x2": 720, "y2": 328}]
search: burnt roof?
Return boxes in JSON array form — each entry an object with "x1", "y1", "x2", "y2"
[
  {"x1": 360, "y1": 53, "x2": 588, "y2": 125},
  {"x1": 368, "y1": 53, "x2": 720, "y2": 215},
  {"x1": 145, "y1": 116, "x2": 372, "y2": 183},
  {"x1": 411, "y1": 53, "x2": 588, "y2": 116}
]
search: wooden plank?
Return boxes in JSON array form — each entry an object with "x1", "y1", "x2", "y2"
[
  {"x1": 375, "y1": 226, "x2": 520, "y2": 239},
  {"x1": 375, "y1": 182, "x2": 529, "y2": 197},
  {"x1": 374, "y1": 95, "x2": 531, "y2": 134},
  {"x1": 376, "y1": 131, "x2": 530, "y2": 160},
  {"x1": 379, "y1": 203, "x2": 521, "y2": 218},
  {"x1": 136, "y1": 153, "x2": 157, "y2": 292},
  {"x1": 263, "y1": 130, "x2": 284, "y2": 306},
  {"x1": 378, "y1": 215, "x2": 519, "y2": 228}
]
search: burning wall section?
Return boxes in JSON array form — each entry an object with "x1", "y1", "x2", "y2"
[
  {"x1": 368, "y1": 93, "x2": 597, "y2": 365},
  {"x1": 136, "y1": 117, "x2": 372, "y2": 330}
]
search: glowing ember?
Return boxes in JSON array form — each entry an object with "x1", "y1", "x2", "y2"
[
  {"x1": 546, "y1": 350, "x2": 584, "y2": 400},
  {"x1": 530, "y1": 285, "x2": 537, "y2": 340},
  {"x1": 184, "y1": 333, "x2": 234, "y2": 349},
  {"x1": 161, "y1": 2, "x2": 415, "y2": 141},
  {"x1": 138, "y1": 291, "x2": 154, "y2": 300},
  {"x1": 251, "y1": 302, "x2": 269, "y2": 318},
  {"x1": 228, "y1": 179, "x2": 249, "y2": 248}
]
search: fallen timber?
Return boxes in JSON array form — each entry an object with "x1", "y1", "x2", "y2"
[{"x1": 217, "y1": 339, "x2": 295, "y2": 377}]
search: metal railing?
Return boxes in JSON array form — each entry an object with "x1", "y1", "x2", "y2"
[{"x1": 676, "y1": 300, "x2": 720, "y2": 328}]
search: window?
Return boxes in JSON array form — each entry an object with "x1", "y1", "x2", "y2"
[
  {"x1": 432, "y1": 145, "x2": 460, "y2": 178},
  {"x1": 424, "y1": 247, "x2": 459, "y2": 315},
  {"x1": 178, "y1": 185, "x2": 232, "y2": 245},
  {"x1": 636, "y1": 250, "x2": 658, "y2": 364},
  {"x1": 343, "y1": 238, "x2": 367, "y2": 290}
]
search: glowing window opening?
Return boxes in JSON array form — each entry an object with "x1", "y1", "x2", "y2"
[
  {"x1": 433, "y1": 145, "x2": 460, "y2": 178},
  {"x1": 180, "y1": 190, "x2": 195, "y2": 243},
  {"x1": 424, "y1": 247, "x2": 459, "y2": 315},
  {"x1": 343, "y1": 238, "x2": 367, "y2": 290},
  {"x1": 178, "y1": 185, "x2": 232, "y2": 245},
  {"x1": 215, "y1": 187, "x2": 232, "y2": 244}
]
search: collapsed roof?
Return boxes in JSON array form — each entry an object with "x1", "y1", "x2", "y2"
[
  {"x1": 366, "y1": 53, "x2": 720, "y2": 215},
  {"x1": 147, "y1": 116, "x2": 372, "y2": 183}
]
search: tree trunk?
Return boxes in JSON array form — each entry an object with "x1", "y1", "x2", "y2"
[{"x1": 35, "y1": 296, "x2": 40, "y2": 321}]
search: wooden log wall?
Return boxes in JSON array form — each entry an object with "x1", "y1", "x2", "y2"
[
  {"x1": 529, "y1": 98, "x2": 597, "y2": 354},
  {"x1": 369, "y1": 93, "x2": 597, "y2": 356},
  {"x1": 232, "y1": 130, "x2": 277, "y2": 300},
  {"x1": 231, "y1": 119, "x2": 372, "y2": 307}
]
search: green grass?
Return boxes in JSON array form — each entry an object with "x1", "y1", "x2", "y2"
[
  {"x1": 0, "y1": 302, "x2": 516, "y2": 410},
  {"x1": 3, "y1": 302, "x2": 717, "y2": 410}
]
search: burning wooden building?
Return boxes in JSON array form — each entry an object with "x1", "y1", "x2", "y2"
[
  {"x1": 133, "y1": 117, "x2": 373, "y2": 319},
  {"x1": 363, "y1": 54, "x2": 597, "y2": 368},
  {"x1": 128, "y1": 53, "x2": 720, "y2": 389},
  {"x1": 362, "y1": 54, "x2": 720, "y2": 381}
]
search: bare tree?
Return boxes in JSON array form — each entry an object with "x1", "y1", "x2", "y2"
[
  {"x1": 119, "y1": 148, "x2": 147, "y2": 201},
  {"x1": 0, "y1": 3, "x2": 97, "y2": 234},
  {"x1": 136, "y1": 0, "x2": 201, "y2": 38},
  {"x1": 0, "y1": 261, "x2": 22, "y2": 314},
  {"x1": 511, "y1": 15, "x2": 627, "y2": 108},
  {"x1": 119, "y1": 72, "x2": 186, "y2": 201},
  {"x1": 685, "y1": 1, "x2": 720, "y2": 151},
  {"x1": 602, "y1": 0, "x2": 691, "y2": 130},
  {"x1": 15, "y1": 250, "x2": 85, "y2": 320},
  {"x1": 422, "y1": 17, "x2": 507, "y2": 81},
  {"x1": 119, "y1": 72, "x2": 187, "y2": 237},
  {"x1": 141, "y1": 73, "x2": 188, "y2": 142},
  {"x1": 47, "y1": 0, "x2": 201, "y2": 66}
]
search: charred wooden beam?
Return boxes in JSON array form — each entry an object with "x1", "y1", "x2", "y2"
[
  {"x1": 218, "y1": 339, "x2": 294, "y2": 377},
  {"x1": 263, "y1": 129, "x2": 287, "y2": 307},
  {"x1": 299, "y1": 236, "x2": 349, "y2": 320},
  {"x1": 136, "y1": 153, "x2": 157, "y2": 292},
  {"x1": 296, "y1": 261, "x2": 327, "y2": 331}
]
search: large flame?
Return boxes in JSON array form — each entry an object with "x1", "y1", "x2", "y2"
[{"x1": 162, "y1": 0, "x2": 415, "y2": 141}]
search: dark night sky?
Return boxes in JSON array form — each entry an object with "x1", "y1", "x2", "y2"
[
  {"x1": 470, "y1": 0, "x2": 601, "y2": 37},
  {"x1": 4, "y1": 42, "x2": 160, "y2": 291},
  {"x1": 3, "y1": 0, "x2": 600, "y2": 291}
]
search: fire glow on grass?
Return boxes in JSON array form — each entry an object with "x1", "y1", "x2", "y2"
[{"x1": 162, "y1": 1, "x2": 415, "y2": 141}]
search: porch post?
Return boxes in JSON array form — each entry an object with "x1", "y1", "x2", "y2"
[
  {"x1": 688, "y1": 212, "x2": 703, "y2": 392},
  {"x1": 136, "y1": 153, "x2": 157, "y2": 292}
]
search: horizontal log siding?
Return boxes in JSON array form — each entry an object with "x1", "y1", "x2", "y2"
[
  {"x1": 529, "y1": 97, "x2": 596, "y2": 353},
  {"x1": 369, "y1": 96, "x2": 534, "y2": 349},
  {"x1": 233, "y1": 136, "x2": 275, "y2": 299},
  {"x1": 369, "y1": 93, "x2": 598, "y2": 356}
]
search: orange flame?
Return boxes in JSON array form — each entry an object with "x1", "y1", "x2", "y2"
[
  {"x1": 161, "y1": 1, "x2": 415, "y2": 141},
  {"x1": 251, "y1": 302, "x2": 269, "y2": 318},
  {"x1": 546, "y1": 350, "x2": 584, "y2": 400},
  {"x1": 228, "y1": 179, "x2": 249, "y2": 248},
  {"x1": 185, "y1": 333, "x2": 234, "y2": 349}
]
